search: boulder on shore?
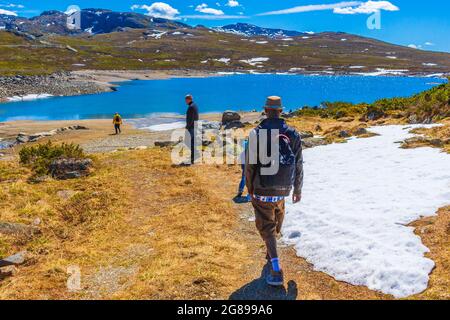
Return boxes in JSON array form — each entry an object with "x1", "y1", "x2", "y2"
[{"x1": 222, "y1": 111, "x2": 241, "y2": 124}]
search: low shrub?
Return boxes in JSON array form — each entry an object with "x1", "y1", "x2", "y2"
[{"x1": 19, "y1": 141, "x2": 87, "y2": 177}]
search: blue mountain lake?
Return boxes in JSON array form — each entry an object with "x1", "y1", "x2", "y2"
[{"x1": 0, "y1": 74, "x2": 446, "y2": 122}]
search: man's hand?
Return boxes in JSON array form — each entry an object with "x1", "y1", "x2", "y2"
[{"x1": 292, "y1": 194, "x2": 302, "y2": 204}]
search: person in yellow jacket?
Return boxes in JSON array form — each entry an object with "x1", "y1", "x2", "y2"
[{"x1": 113, "y1": 112, "x2": 123, "y2": 134}]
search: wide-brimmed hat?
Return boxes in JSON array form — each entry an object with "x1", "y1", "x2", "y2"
[{"x1": 264, "y1": 96, "x2": 283, "y2": 110}]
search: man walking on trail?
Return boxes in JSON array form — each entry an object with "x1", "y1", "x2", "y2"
[
  {"x1": 185, "y1": 94, "x2": 199, "y2": 165},
  {"x1": 113, "y1": 112, "x2": 123, "y2": 135},
  {"x1": 246, "y1": 96, "x2": 303, "y2": 287}
]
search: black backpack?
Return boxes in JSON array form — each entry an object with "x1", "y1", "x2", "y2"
[{"x1": 257, "y1": 126, "x2": 296, "y2": 189}]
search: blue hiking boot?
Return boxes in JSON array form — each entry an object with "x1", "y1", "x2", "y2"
[{"x1": 266, "y1": 269, "x2": 284, "y2": 286}]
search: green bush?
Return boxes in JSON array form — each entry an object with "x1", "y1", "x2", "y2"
[{"x1": 19, "y1": 141, "x2": 86, "y2": 176}]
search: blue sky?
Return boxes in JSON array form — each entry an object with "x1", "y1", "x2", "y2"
[{"x1": 1, "y1": 0, "x2": 449, "y2": 52}]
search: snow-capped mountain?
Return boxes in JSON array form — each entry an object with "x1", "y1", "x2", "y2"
[
  {"x1": 0, "y1": 9, "x2": 188, "y2": 36},
  {"x1": 214, "y1": 23, "x2": 308, "y2": 38}
]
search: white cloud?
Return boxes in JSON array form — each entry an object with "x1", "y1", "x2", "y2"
[
  {"x1": 408, "y1": 44, "x2": 422, "y2": 50},
  {"x1": 0, "y1": 8, "x2": 17, "y2": 16},
  {"x1": 0, "y1": 3, "x2": 24, "y2": 9},
  {"x1": 195, "y1": 3, "x2": 224, "y2": 15},
  {"x1": 258, "y1": 1, "x2": 399, "y2": 16},
  {"x1": 258, "y1": 1, "x2": 361, "y2": 16},
  {"x1": 333, "y1": 1, "x2": 399, "y2": 14},
  {"x1": 424, "y1": 42, "x2": 434, "y2": 46},
  {"x1": 226, "y1": 0, "x2": 240, "y2": 7},
  {"x1": 131, "y1": 2, "x2": 180, "y2": 19}
]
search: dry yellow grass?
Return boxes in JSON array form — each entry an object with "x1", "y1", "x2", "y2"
[
  {"x1": 408, "y1": 121, "x2": 450, "y2": 154},
  {"x1": 410, "y1": 207, "x2": 450, "y2": 300}
]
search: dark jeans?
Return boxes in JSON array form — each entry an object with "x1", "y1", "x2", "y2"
[
  {"x1": 114, "y1": 124, "x2": 121, "y2": 134},
  {"x1": 186, "y1": 128, "x2": 199, "y2": 164},
  {"x1": 239, "y1": 164, "x2": 246, "y2": 194}
]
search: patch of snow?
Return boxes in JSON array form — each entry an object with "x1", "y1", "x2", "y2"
[
  {"x1": 354, "y1": 68, "x2": 409, "y2": 76},
  {"x1": 341, "y1": 38, "x2": 347, "y2": 41},
  {"x1": 283, "y1": 125, "x2": 450, "y2": 298},
  {"x1": 289, "y1": 67, "x2": 305, "y2": 72},
  {"x1": 386, "y1": 56, "x2": 397, "y2": 59},
  {"x1": 256, "y1": 41, "x2": 268, "y2": 44},
  {"x1": 301, "y1": 36, "x2": 310, "y2": 39},
  {"x1": 349, "y1": 66, "x2": 366, "y2": 69},
  {"x1": 239, "y1": 57, "x2": 270, "y2": 67},
  {"x1": 147, "y1": 30, "x2": 167, "y2": 39},
  {"x1": 281, "y1": 38, "x2": 294, "y2": 41},
  {"x1": 7, "y1": 94, "x2": 53, "y2": 102},
  {"x1": 424, "y1": 73, "x2": 445, "y2": 78},
  {"x1": 142, "y1": 122, "x2": 186, "y2": 132},
  {"x1": 215, "y1": 58, "x2": 231, "y2": 64},
  {"x1": 304, "y1": 31, "x2": 315, "y2": 35},
  {"x1": 422, "y1": 63, "x2": 438, "y2": 67}
]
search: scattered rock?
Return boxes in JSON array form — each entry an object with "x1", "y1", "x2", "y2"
[
  {"x1": 429, "y1": 139, "x2": 443, "y2": 147},
  {"x1": 0, "y1": 251, "x2": 28, "y2": 268},
  {"x1": 13, "y1": 126, "x2": 89, "y2": 146},
  {"x1": 314, "y1": 124, "x2": 322, "y2": 132},
  {"x1": 201, "y1": 121, "x2": 221, "y2": 131},
  {"x1": 403, "y1": 136, "x2": 428, "y2": 144},
  {"x1": 56, "y1": 190, "x2": 77, "y2": 200},
  {"x1": 338, "y1": 130, "x2": 351, "y2": 138},
  {"x1": 354, "y1": 128, "x2": 368, "y2": 136},
  {"x1": 155, "y1": 140, "x2": 178, "y2": 148},
  {"x1": 224, "y1": 120, "x2": 245, "y2": 130},
  {"x1": 366, "y1": 110, "x2": 385, "y2": 121},
  {"x1": 338, "y1": 117, "x2": 354, "y2": 123},
  {"x1": 302, "y1": 137, "x2": 327, "y2": 149},
  {"x1": 0, "y1": 222, "x2": 40, "y2": 237},
  {"x1": 129, "y1": 146, "x2": 148, "y2": 150},
  {"x1": 0, "y1": 265, "x2": 18, "y2": 278},
  {"x1": 298, "y1": 131, "x2": 314, "y2": 139},
  {"x1": 49, "y1": 158, "x2": 93, "y2": 180},
  {"x1": 221, "y1": 111, "x2": 241, "y2": 124}
]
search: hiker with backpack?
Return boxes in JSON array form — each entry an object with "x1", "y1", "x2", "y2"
[
  {"x1": 245, "y1": 96, "x2": 303, "y2": 287},
  {"x1": 113, "y1": 112, "x2": 123, "y2": 135}
]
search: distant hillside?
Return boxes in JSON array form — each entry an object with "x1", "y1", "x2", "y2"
[{"x1": 0, "y1": 9, "x2": 450, "y2": 76}]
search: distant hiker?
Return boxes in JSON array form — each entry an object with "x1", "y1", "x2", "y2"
[
  {"x1": 185, "y1": 94, "x2": 199, "y2": 165},
  {"x1": 113, "y1": 112, "x2": 123, "y2": 134},
  {"x1": 246, "y1": 96, "x2": 303, "y2": 287}
]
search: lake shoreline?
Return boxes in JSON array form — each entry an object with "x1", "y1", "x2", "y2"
[{"x1": 1, "y1": 69, "x2": 448, "y2": 104}]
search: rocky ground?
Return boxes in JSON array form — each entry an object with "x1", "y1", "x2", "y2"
[{"x1": 0, "y1": 72, "x2": 112, "y2": 102}]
